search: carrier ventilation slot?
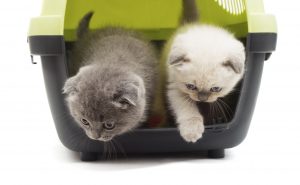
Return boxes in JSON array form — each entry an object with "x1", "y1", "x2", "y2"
[{"x1": 215, "y1": 0, "x2": 246, "y2": 15}]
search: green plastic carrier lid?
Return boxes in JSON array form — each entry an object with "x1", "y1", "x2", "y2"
[{"x1": 28, "y1": 0, "x2": 276, "y2": 41}]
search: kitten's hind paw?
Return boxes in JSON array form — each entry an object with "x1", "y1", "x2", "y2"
[{"x1": 178, "y1": 117, "x2": 205, "y2": 143}]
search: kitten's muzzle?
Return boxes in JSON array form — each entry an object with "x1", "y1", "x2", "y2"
[
  {"x1": 197, "y1": 91, "x2": 210, "y2": 102},
  {"x1": 98, "y1": 135, "x2": 113, "y2": 142}
]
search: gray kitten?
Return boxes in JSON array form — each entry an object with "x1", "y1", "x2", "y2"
[{"x1": 63, "y1": 12, "x2": 157, "y2": 142}]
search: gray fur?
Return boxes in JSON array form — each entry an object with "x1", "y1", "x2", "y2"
[
  {"x1": 63, "y1": 12, "x2": 157, "y2": 142},
  {"x1": 77, "y1": 11, "x2": 94, "y2": 39}
]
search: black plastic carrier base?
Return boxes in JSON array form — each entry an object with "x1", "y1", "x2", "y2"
[{"x1": 28, "y1": 32, "x2": 276, "y2": 161}]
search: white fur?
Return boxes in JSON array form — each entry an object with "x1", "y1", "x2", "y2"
[{"x1": 167, "y1": 24, "x2": 245, "y2": 143}]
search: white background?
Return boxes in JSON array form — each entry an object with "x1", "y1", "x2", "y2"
[{"x1": 0, "y1": 0, "x2": 299, "y2": 185}]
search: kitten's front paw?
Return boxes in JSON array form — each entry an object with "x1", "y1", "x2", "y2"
[{"x1": 178, "y1": 117, "x2": 205, "y2": 143}]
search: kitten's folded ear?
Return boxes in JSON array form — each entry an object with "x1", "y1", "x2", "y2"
[
  {"x1": 168, "y1": 47, "x2": 190, "y2": 70},
  {"x1": 223, "y1": 42, "x2": 245, "y2": 74},
  {"x1": 63, "y1": 75, "x2": 79, "y2": 95},
  {"x1": 63, "y1": 66, "x2": 92, "y2": 95},
  {"x1": 112, "y1": 84, "x2": 138, "y2": 109},
  {"x1": 169, "y1": 54, "x2": 189, "y2": 66},
  {"x1": 222, "y1": 59, "x2": 244, "y2": 74},
  {"x1": 112, "y1": 75, "x2": 145, "y2": 109},
  {"x1": 113, "y1": 93, "x2": 137, "y2": 109}
]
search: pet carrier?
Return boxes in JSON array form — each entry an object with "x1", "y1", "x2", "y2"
[{"x1": 28, "y1": 0, "x2": 277, "y2": 161}]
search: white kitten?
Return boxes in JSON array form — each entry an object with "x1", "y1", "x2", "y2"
[{"x1": 166, "y1": 24, "x2": 245, "y2": 142}]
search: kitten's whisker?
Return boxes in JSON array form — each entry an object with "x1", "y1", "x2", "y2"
[
  {"x1": 103, "y1": 142, "x2": 107, "y2": 160},
  {"x1": 212, "y1": 102, "x2": 220, "y2": 119},
  {"x1": 211, "y1": 102, "x2": 217, "y2": 124},
  {"x1": 208, "y1": 103, "x2": 211, "y2": 119},
  {"x1": 218, "y1": 99, "x2": 233, "y2": 120},
  {"x1": 218, "y1": 99, "x2": 233, "y2": 114},
  {"x1": 182, "y1": 96, "x2": 195, "y2": 112},
  {"x1": 211, "y1": 103, "x2": 215, "y2": 116},
  {"x1": 214, "y1": 101, "x2": 222, "y2": 122},
  {"x1": 109, "y1": 142, "x2": 113, "y2": 160},
  {"x1": 182, "y1": 96, "x2": 191, "y2": 107},
  {"x1": 210, "y1": 103, "x2": 213, "y2": 118},
  {"x1": 213, "y1": 102, "x2": 221, "y2": 117},
  {"x1": 107, "y1": 142, "x2": 112, "y2": 160},
  {"x1": 214, "y1": 102, "x2": 221, "y2": 121},
  {"x1": 112, "y1": 139, "x2": 127, "y2": 158},
  {"x1": 109, "y1": 141, "x2": 117, "y2": 160},
  {"x1": 216, "y1": 101, "x2": 226, "y2": 122},
  {"x1": 228, "y1": 88, "x2": 241, "y2": 96},
  {"x1": 216, "y1": 101, "x2": 228, "y2": 122},
  {"x1": 217, "y1": 100, "x2": 231, "y2": 117},
  {"x1": 187, "y1": 97, "x2": 194, "y2": 104},
  {"x1": 106, "y1": 142, "x2": 111, "y2": 160}
]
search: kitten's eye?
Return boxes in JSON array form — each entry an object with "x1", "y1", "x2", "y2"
[
  {"x1": 210, "y1": 87, "x2": 222, "y2": 92},
  {"x1": 81, "y1": 118, "x2": 90, "y2": 126},
  {"x1": 183, "y1": 58, "x2": 190, "y2": 63},
  {"x1": 119, "y1": 98, "x2": 130, "y2": 105},
  {"x1": 104, "y1": 122, "x2": 115, "y2": 130},
  {"x1": 186, "y1": 84, "x2": 197, "y2": 90}
]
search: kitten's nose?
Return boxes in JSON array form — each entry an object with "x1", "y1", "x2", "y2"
[
  {"x1": 198, "y1": 92, "x2": 209, "y2": 102},
  {"x1": 90, "y1": 130, "x2": 101, "y2": 140}
]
